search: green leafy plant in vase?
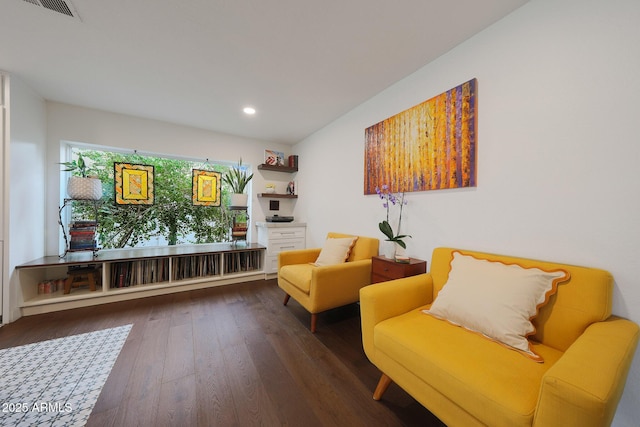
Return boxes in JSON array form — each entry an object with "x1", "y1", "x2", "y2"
[
  {"x1": 59, "y1": 152, "x2": 102, "y2": 200},
  {"x1": 223, "y1": 158, "x2": 254, "y2": 207},
  {"x1": 376, "y1": 184, "x2": 411, "y2": 260}
]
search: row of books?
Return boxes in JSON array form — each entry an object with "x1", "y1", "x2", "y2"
[
  {"x1": 231, "y1": 222, "x2": 248, "y2": 239},
  {"x1": 110, "y1": 259, "x2": 170, "y2": 288},
  {"x1": 224, "y1": 250, "x2": 262, "y2": 273},
  {"x1": 108, "y1": 251, "x2": 263, "y2": 288},
  {"x1": 160, "y1": 251, "x2": 263, "y2": 281},
  {"x1": 69, "y1": 220, "x2": 97, "y2": 251},
  {"x1": 172, "y1": 254, "x2": 221, "y2": 281}
]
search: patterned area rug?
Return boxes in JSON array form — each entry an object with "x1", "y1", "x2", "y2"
[{"x1": 0, "y1": 324, "x2": 132, "y2": 426}]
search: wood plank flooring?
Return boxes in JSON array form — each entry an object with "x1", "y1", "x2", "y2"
[{"x1": 0, "y1": 279, "x2": 445, "y2": 427}]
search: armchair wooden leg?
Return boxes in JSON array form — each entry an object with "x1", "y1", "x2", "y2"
[
  {"x1": 283, "y1": 294, "x2": 290, "y2": 305},
  {"x1": 373, "y1": 373, "x2": 393, "y2": 401},
  {"x1": 310, "y1": 313, "x2": 318, "y2": 333}
]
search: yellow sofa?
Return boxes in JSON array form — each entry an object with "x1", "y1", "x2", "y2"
[
  {"x1": 360, "y1": 247, "x2": 639, "y2": 427},
  {"x1": 278, "y1": 232, "x2": 379, "y2": 332}
]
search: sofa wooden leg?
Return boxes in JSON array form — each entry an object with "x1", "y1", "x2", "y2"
[
  {"x1": 310, "y1": 313, "x2": 318, "y2": 333},
  {"x1": 283, "y1": 294, "x2": 290, "y2": 305},
  {"x1": 373, "y1": 373, "x2": 392, "y2": 401}
]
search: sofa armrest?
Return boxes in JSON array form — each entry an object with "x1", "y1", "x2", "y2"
[
  {"x1": 278, "y1": 248, "x2": 321, "y2": 268},
  {"x1": 360, "y1": 274, "x2": 434, "y2": 360},
  {"x1": 534, "y1": 316, "x2": 639, "y2": 427},
  {"x1": 307, "y1": 259, "x2": 373, "y2": 311}
]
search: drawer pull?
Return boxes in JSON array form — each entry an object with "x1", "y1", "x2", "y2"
[{"x1": 280, "y1": 245, "x2": 296, "y2": 250}]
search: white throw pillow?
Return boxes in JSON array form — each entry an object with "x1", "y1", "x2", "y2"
[
  {"x1": 314, "y1": 237, "x2": 358, "y2": 266},
  {"x1": 423, "y1": 251, "x2": 570, "y2": 362}
]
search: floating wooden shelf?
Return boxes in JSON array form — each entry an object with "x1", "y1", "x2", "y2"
[
  {"x1": 257, "y1": 193, "x2": 298, "y2": 199},
  {"x1": 257, "y1": 164, "x2": 298, "y2": 173}
]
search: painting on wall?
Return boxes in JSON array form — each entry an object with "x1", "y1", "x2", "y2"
[
  {"x1": 364, "y1": 78, "x2": 477, "y2": 195},
  {"x1": 114, "y1": 163, "x2": 155, "y2": 205},
  {"x1": 192, "y1": 169, "x2": 221, "y2": 206}
]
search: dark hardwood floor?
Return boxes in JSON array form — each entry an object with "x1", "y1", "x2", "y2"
[{"x1": 0, "y1": 279, "x2": 445, "y2": 427}]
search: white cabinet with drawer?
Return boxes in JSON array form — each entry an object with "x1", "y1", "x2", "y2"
[{"x1": 256, "y1": 222, "x2": 306, "y2": 275}]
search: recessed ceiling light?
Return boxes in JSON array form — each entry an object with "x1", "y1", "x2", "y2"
[{"x1": 243, "y1": 107, "x2": 256, "y2": 115}]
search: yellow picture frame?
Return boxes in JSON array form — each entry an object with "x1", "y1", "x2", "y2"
[
  {"x1": 192, "y1": 169, "x2": 221, "y2": 206},
  {"x1": 114, "y1": 163, "x2": 154, "y2": 205}
]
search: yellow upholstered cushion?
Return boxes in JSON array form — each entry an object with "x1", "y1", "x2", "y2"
[
  {"x1": 424, "y1": 251, "x2": 569, "y2": 362},
  {"x1": 314, "y1": 237, "x2": 358, "y2": 266},
  {"x1": 326, "y1": 232, "x2": 379, "y2": 261},
  {"x1": 375, "y1": 308, "x2": 564, "y2": 426},
  {"x1": 279, "y1": 264, "x2": 314, "y2": 294},
  {"x1": 429, "y1": 248, "x2": 614, "y2": 352}
]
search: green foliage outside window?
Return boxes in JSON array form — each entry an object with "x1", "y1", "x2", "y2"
[{"x1": 67, "y1": 149, "x2": 236, "y2": 248}]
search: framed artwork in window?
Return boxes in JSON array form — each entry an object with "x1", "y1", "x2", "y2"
[
  {"x1": 114, "y1": 163, "x2": 154, "y2": 205},
  {"x1": 192, "y1": 169, "x2": 221, "y2": 206}
]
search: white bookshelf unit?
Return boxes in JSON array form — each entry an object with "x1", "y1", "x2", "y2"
[{"x1": 16, "y1": 243, "x2": 265, "y2": 315}]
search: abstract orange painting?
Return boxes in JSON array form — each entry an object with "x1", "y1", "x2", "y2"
[{"x1": 364, "y1": 78, "x2": 477, "y2": 194}]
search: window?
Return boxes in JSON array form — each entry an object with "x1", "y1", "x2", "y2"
[{"x1": 61, "y1": 146, "x2": 241, "y2": 249}]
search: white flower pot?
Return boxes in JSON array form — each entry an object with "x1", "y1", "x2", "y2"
[
  {"x1": 383, "y1": 241, "x2": 406, "y2": 260},
  {"x1": 230, "y1": 193, "x2": 249, "y2": 207},
  {"x1": 67, "y1": 177, "x2": 102, "y2": 200},
  {"x1": 383, "y1": 241, "x2": 396, "y2": 259}
]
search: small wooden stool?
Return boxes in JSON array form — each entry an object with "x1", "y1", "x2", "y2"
[{"x1": 64, "y1": 268, "x2": 99, "y2": 294}]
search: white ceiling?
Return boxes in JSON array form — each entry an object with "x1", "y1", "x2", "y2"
[{"x1": 0, "y1": 0, "x2": 528, "y2": 144}]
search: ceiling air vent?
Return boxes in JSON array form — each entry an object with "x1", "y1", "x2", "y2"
[{"x1": 21, "y1": 0, "x2": 81, "y2": 21}]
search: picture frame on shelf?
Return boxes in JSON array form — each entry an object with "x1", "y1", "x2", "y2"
[
  {"x1": 264, "y1": 149, "x2": 285, "y2": 166},
  {"x1": 114, "y1": 163, "x2": 154, "y2": 205}
]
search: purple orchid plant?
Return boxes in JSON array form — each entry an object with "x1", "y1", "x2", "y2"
[{"x1": 375, "y1": 185, "x2": 411, "y2": 249}]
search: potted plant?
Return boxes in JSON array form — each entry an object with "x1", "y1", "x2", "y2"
[
  {"x1": 59, "y1": 152, "x2": 102, "y2": 200},
  {"x1": 223, "y1": 158, "x2": 253, "y2": 207},
  {"x1": 376, "y1": 184, "x2": 411, "y2": 260}
]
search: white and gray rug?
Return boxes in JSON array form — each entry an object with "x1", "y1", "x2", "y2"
[{"x1": 0, "y1": 324, "x2": 132, "y2": 427}]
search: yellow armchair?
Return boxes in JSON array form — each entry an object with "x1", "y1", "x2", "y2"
[
  {"x1": 360, "y1": 247, "x2": 639, "y2": 427},
  {"x1": 278, "y1": 232, "x2": 379, "y2": 332}
]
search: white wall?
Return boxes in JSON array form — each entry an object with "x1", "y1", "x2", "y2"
[
  {"x1": 45, "y1": 102, "x2": 292, "y2": 255},
  {"x1": 7, "y1": 76, "x2": 47, "y2": 322},
  {"x1": 293, "y1": 0, "x2": 640, "y2": 424}
]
